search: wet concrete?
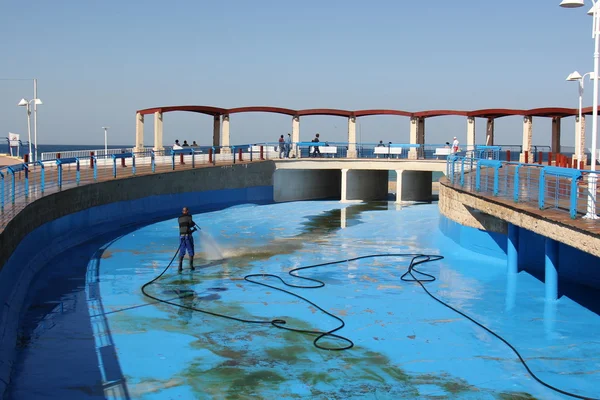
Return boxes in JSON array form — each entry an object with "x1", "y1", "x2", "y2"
[{"x1": 5, "y1": 201, "x2": 600, "y2": 399}]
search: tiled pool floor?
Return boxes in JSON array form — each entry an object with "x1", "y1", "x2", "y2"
[{"x1": 6, "y1": 201, "x2": 600, "y2": 399}]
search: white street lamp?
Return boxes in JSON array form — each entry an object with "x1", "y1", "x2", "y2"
[
  {"x1": 17, "y1": 97, "x2": 42, "y2": 162},
  {"x1": 102, "y1": 126, "x2": 110, "y2": 166},
  {"x1": 566, "y1": 70, "x2": 595, "y2": 162},
  {"x1": 561, "y1": 0, "x2": 600, "y2": 219}
]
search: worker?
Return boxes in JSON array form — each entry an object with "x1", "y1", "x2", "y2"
[{"x1": 178, "y1": 207, "x2": 198, "y2": 273}]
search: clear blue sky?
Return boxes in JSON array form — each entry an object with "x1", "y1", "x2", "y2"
[{"x1": 0, "y1": 0, "x2": 596, "y2": 148}]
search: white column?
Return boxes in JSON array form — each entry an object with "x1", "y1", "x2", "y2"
[
  {"x1": 466, "y1": 117, "x2": 475, "y2": 154},
  {"x1": 486, "y1": 118, "x2": 495, "y2": 146},
  {"x1": 520, "y1": 116, "x2": 532, "y2": 163},
  {"x1": 153, "y1": 111, "x2": 164, "y2": 151},
  {"x1": 581, "y1": 116, "x2": 587, "y2": 164},
  {"x1": 409, "y1": 117, "x2": 418, "y2": 159},
  {"x1": 395, "y1": 170, "x2": 403, "y2": 204},
  {"x1": 135, "y1": 112, "x2": 144, "y2": 152},
  {"x1": 292, "y1": 116, "x2": 300, "y2": 155},
  {"x1": 575, "y1": 116, "x2": 587, "y2": 164},
  {"x1": 221, "y1": 114, "x2": 231, "y2": 153},
  {"x1": 347, "y1": 116, "x2": 357, "y2": 158},
  {"x1": 213, "y1": 115, "x2": 220, "y2": 147},
  {"x1": 341, "y1": 168, "x2": 348, "y2": 202}
]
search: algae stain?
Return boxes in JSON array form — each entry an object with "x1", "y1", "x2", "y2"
[{"x1": 497, "y1": 393, "x2": 539, "y2": 400}]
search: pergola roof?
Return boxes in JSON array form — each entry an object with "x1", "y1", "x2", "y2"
[{"x1": 136, "y1": 105, "x2": 596, "y2": 119}]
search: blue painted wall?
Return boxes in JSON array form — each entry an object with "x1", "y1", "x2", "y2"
[
  {"x1": 0, "y1": 185, "x2": 273, "y2": 395},
  {"x1": 438, "y1": 216, "x2": 507, "y2": 260},
  {"x1": 439, "y1": 216, "x2": 600, "y2": 291}
]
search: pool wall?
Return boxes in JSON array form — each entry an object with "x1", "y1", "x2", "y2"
[
  {"x1": 0, "y1": 162, "x2": 275, "y2": 396},
  {"x1": 439, "y1": 211, "x2": 600, "y2": 291}
]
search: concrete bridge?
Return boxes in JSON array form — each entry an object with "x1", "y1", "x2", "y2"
[
  {"x1": 135, "y1": 105, "x2": 600, "y2": 163},
  {"x1": 273, "y1": 159, "x2": 444, "y2": 203}
]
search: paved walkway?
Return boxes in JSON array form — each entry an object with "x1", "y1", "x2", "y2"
[{"x1": 0, "y1": 155, "x2": 22, "y2": 167}]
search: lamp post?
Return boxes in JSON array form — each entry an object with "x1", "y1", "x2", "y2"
[
  {"x1": 566, "y1": 70, "x2": 594, "y2": 162},
  {"x1": 560, "y1": 0, "x2": 600, "y2": 219},
  {"x1": 33, "y1": 78, "x2": 38, "y2": 162},
  {"x1": 102, "y1": 126, "x2": 110, "y2": 166},
  {"x1": 17, "y1": 97, "x2": 42, "y2": 162}
]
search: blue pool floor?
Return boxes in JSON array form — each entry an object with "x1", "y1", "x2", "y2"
[{"x1": 5, "y1": 201, "x2": 600, "y2": 399}]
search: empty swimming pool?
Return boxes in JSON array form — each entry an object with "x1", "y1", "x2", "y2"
[{"x1": 6, "y1": 201, "x2": 600, "y2": 399}]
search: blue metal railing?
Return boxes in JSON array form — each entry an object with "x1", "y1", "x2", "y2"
[
  {"x1": 447, "y1": 156, "x2": 590, "y2": 219},
  {"x1": 56, "y1": 157, "x2": 80, "y2": 189}
]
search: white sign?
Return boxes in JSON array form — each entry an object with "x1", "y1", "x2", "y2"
[{"x1": 8, "y1": 132, "x2": 20, "y2": 147}]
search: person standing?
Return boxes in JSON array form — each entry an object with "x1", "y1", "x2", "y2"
[
  {"x1": 278, "y1": 135, "x2": 285, "y2": 158},
  {"x1": 452, "y1": 137, "x2": 460, "y2": 153},
  {"x1": 312, "y1": 133, "x2": 321, "y2": 157},
  {"x1": 178, "y1": 207, "x2": 197, "y2": 273}
]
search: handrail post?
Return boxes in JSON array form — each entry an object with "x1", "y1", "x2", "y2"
[
  {"x1": 571, "y1": 177, "x2": 580, "y2": 219},
  {"x1": 75, "y1": 158, "x2": 80, "y2": 185},
  {"x1": 132, "y1": 154, "x2": 136, "y2": 175},
  {"x1": 192, "y1": 150, "x2": 195, "y2": 168},
  {"x1": 112, "y1": 156, "x2": 117, "y2": 178},
  {"x1": 212, "y1": 147, "x2": 216, "y2": 165},
  {"x1": 90, "y1": 152, "x2": 95, "y2": 169},
  {"x1": 460, "y1": 157, "x2": 465, "y2": 186},
  {"x1": 513, "y1": 164, "x2": 521, "y2": 202},
  {"x1": 493, "y1": 165, "x2": 500, "y2": 196},
  {"x1": 151, "y1": 151, "x2": 156, "y2": 173},
  {"x1": 34, "y1": 161, "x2": 45, "y2": 195},
  {"x1": 57, "y1": 161, "x2": 63, "y2": 190},
  {"x1": 232, "y1": 146, "x2": 236, "y2": 164},
  {"x1": 260, "y1": 145, "x2": 264, "y2": 160},
  {"x1": 10, "y1": 169, "x2": 15, "y2": 204},
  {"x1": 475, "y1": 162, "x2": 482, "y2": 191},
  {"x1": 24, "y1": 165, "x2": 29, "y2": 198},
  {"x1": 93, "y1": 157, "x2": 97, "y2": 181},
  {"x1": 238, "y1": 147, "x2": 243, "y2": 162},
  {"x1": 208, "y1": 148, "x2": 213, "y2": 164},
  {"x1": 0, "y1": 170, "x2": 4, "y2": 211},
  {"x1": 171, "y1": 151, "x2": 176, "y2": 170},
  {"x1": 249, "y1": 146, "x2": 253, "y2": 162},
  {"x1": 538, "y1": 169, "x2": 545, "y2": 210}
]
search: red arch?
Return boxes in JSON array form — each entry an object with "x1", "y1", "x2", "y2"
[
  {"x1": 525, "y1": 107, "x2": 577, "y2": 118},
  {"x1": 135, "y1": 105, "x2": 599, "y2": 119},
  {"x1": 137, "y1": 105, "x2": 226, "y2": 117},
  {"x1": 297, "y1": 109, "x2": 353, "y2": 117},
  {"x1": 354, "y1": 109, "x2": 412, "y2": 117},
  {"x1": 228, "y1": 106, "x2": 297, "y2": 116},
  {"x1": 467, "y1": 109, "x2": 527, "y2": 118},
  {"x1": 413, "y1": 110, "x2": 468, "y2": 118}
]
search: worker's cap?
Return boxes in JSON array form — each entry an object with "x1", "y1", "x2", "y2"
[{"x1": 453, "y1": 136, "x2": 457, "y2": 139}]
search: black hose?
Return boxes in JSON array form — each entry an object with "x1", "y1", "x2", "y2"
[{"x1": 141, "y1": 242, "x2": 597, "y2": 400}]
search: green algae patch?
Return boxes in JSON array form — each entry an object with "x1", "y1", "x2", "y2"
[
  {"x1": 230, "y1": 369, "x2": 286, "y2": 388},
  {"x1": 497, "y1": 392, "x2": 539, "y2": 400},
  {"x1": 264, "y1": 345, "x2": 306, "y2": 362}
]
